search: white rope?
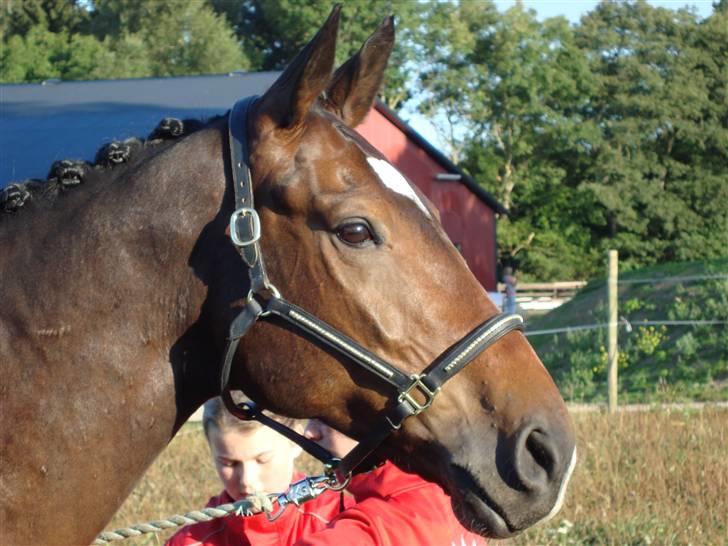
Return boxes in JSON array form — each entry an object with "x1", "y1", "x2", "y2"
[
  {"x1": 632, "y1": 319, "x2": 728, "y2": 326},
  {"x1": 525, "y1": 323, "x2": 608, "y2": 336},
  {"x1": 525, "y1": 319, "x2": 728, "y2": 336},
  {"x1": 93, "y1": 493, "x2": 273, "y2": 544},
  {"x1": 617, "y1": 273, "x2": 728, "y2": 284}
]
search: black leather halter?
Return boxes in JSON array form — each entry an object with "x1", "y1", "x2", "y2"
[{"x1": 220, "y1": 96, "x2": 525, "y2": 481}]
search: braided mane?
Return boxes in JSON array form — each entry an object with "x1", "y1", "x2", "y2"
[{"x1": 0, "y1": 116, "x2": 218, "y2": 220}]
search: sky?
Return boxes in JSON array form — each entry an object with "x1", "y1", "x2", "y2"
[
  {"x1": 406, "y1": 0, "x2": 717, "y2": 146},
  {"x1": 493, "y1": 0, "x2": 714, "y2": 22}
]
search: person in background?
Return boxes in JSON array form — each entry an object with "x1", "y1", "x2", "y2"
[
  {"x1": 166, "y1": 397, "x2": 346, "y2": 546},
  {"x1": 168, "y1": 400, "x2": 487, "y2": 546},
  {"x1": 503, "y1": 266, "x2": 518, "y2": 314}
]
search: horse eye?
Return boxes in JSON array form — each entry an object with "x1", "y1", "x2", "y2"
[{"x1": 336, "y1": 222, "x2": 375, "y2": 246}]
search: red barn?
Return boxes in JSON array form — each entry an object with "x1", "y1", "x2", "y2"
[{"x1": 357, "y1": 102, "x2": 506, "y2": 292}]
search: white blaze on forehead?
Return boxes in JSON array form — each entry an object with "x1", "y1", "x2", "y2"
[{"x1": 367, "y1": 157, "x2": 430, "y2": 217}]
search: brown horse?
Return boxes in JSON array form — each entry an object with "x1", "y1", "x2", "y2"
[{"x1": 0, "y1": 7, "x2": 575, "y2": 545}]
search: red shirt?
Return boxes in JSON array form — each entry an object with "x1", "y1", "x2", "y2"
[
  {"x1": 298, "y1": 462, "x2": 487, "y2": 546},
  {"x1": 167, "y1": 464, "x2": 487, "y2": 546}
]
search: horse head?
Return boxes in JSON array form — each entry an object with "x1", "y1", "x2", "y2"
[{"x1": 217, "y1": 7, "x2": 576, "y2": 538}]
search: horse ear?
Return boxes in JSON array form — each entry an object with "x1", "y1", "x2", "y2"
[
  {"x1": 324, "y1": 15, "x2": 394, "y2": 127},
  {"x1": 255, "y1": 5, "x2": 341, "y2": 131}
]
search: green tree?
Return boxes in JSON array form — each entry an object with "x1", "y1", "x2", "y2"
[
  {"x1": 88, "y1": 0, "x2": 249, "y2": 77},
  {"x1": 415, "y1": 0, "x2": 500, "y2": 162},
  {"x1": 210, "y1": 0, "x2": 420, "y2": 109},
  {"x1": 1, "y1": 0, "x2": 249, "y2": 82},
  {"x1": 85, "y1": 0, "x2": 151, "y2": 38},
  {"x1": 418, "y1": 1, "x2": 599, "y2": 279},
  {"x1": 0, "y1": 0, "x2": 100, "y2": 82},
  {"x1": 0, "y1": 22, "x2": 122, "y2": 83},
  {"x1": 1, "y1": 0, "x2": 89, "y2": 39},
  {"x1": 142, "y1": 0, "x2": 248, "y2": 76},
  {"x1": 417, "y1": 0, "x2": 726, "y2": 280},
  {"x1": 574, "y1": 0, "x2": 728, "y2": 270},
  {"x1": 0, "y1": 24, "x2": 64, "y2": 82}
]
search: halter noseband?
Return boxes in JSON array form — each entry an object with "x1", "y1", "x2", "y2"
[{"x1": 219, "y1": 96, "x2": 524, "y2": 481}]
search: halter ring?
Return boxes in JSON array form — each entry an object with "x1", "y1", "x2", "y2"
[{"x1": 245, "y1": 284, "x2": 281, "y2": 317}]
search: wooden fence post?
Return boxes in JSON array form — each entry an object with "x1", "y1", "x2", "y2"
[{"x1": 608, "y1": 250, "x2": 619, "y2": 413}]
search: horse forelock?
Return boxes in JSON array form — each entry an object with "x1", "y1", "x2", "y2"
[{"x1": 0, "y1": 116, "x2": 222, "y2": 222}]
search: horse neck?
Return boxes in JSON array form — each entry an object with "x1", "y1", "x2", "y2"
[{"x1": 0, "y1": 126, "x2": 229, "y2": 544}]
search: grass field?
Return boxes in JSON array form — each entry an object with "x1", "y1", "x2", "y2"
[{"x1": 106, "y1": 407, "x2": 727, "y2": 546}]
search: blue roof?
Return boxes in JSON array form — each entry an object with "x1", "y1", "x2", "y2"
[
  {"x1": 0, "y1": 72, "x2": 279, "y2": 186},
  {"x1": 0, "y1": 73, "x2": 506, "y2": 213}
]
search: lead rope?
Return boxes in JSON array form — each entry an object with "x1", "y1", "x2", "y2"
[
  {"x1": 92, "y1": 493, "x2": 273, "y2": 544},
  {"x1": 93, "y1": 472, "x2": 347, "y2": 544}
]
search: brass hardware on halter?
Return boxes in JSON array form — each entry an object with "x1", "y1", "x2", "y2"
[{"x1": 398, "y1": 374, "x2": 441, "y2": 416}]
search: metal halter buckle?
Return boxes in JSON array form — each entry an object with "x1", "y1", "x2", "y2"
[
  {"x1": 398, "y1": 374, "x2": 440, "y2": 416},
  {"x1": 230, "y1": 207, "x2": 261, "y2": 247}
]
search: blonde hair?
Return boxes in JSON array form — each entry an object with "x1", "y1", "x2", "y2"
[{"x1": 202, "y1": 395, "x2": 301, "y2": 437}]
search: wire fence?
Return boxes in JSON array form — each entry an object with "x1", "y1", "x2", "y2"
[
  {"x1": 616, "y1": 273, "x2": 728, "y2": 285},
  {"x1": 523, "y1": 271, "x2": 727, "y2": 337},
  {"x1": 516, "y1": 261, "x2": 728, "y2": 406},
  {"x1": 526, "y1": 319, "x2": 728, "y2": 337}
]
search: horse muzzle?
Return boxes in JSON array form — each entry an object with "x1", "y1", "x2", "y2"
[{"x1": 448, "y1": 418, "x2": 577, "y2": 538}]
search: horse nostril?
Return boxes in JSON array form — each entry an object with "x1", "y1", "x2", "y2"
[
  {"x1": 527, "y1": 429, "x2": 557, "y2": 476},
  {"x1": 514, "y1": 426, "x2": 558, "y2": 492}
]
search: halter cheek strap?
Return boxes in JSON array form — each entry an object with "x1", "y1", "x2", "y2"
[
  {"x1": 227, "y1": 96, "x2": 271, "y2": 294},
  {"x1": 220, "y1": 96, "x2": 525, "y2": 480}
]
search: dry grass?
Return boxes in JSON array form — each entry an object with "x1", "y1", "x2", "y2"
[
  {"x1": 500, "y1": 407, "x2": 728, "y2": 546},
  {"x1": 106, "y1": 408, "x2": 727, "y2": 546}
]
